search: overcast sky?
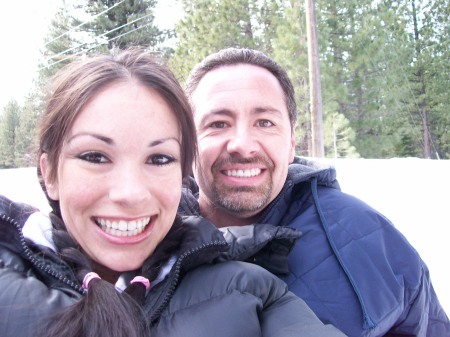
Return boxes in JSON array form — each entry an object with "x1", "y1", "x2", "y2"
[{"x1": 0, "y1": 0, "x2": 60, "y2": 110}]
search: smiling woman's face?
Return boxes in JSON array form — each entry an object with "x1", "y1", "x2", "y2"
[{"x1": 41, "y1": 80, "x2": 182, "y2": 276}]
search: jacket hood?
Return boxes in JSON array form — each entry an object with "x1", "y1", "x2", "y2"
[{"x1": 289, "y1": 157, "x2": 340, "y2": 189}]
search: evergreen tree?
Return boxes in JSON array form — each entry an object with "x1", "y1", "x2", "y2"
[
  {"x1": 39, "y1": 3, "x2": 88, "y2": 80},
  {"x1": 0, "y1": 100, "x2": 20, "y2": 168},
  {"x1": 316, "y1": 0, "x2": 419, "y2": 158},
  {"x1": 410, "y1": 0, "x2": 449, "y2": 159},
  {"x1": 170, "y1": 0, "x2": 281, "y2": 81},
  {"x1": 272, "y1": 1, "x2": 360, "y2": 158},
  {"x1": 272, "y1": 1, "x2": 311, "y2": 156},
  {"x1": 85, "y1": 0, "x2": 164, "y2": 52},
  {"x1": 324, "y1": 111, "x2": 360, "y2": 158},
  {"x1": 39, "y1": 0, "x2": 166, "y2": 82},
  {"x1": 26, "y1": 0, "x2": 170, "y2": 168},
  {"x1": 14, "y1": 91, "x2": 42, "y2": 167},
  {"x1": 28, "y1": 0, "x2": 447, "y2": 159}
]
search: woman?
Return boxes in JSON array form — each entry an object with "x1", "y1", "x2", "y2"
[{"x1": 0, "y1": 49, "x2": 346, "y2": 337}]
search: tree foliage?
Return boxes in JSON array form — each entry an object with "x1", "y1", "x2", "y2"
[
  {"x1": 170, "y1": 0, "x2": 282, "y2": 81},
  {"x1": 0, "y1": 100, "x2": 20, "y2": 168},
  {"x1": 0, "y1": 0, "x2": 167, "y2": 168},
  {"x1": 85, "y1": 0, "x2": 164, "y2": 51},
  {"x1": 39, "y1": 0, "x2": 165, "y2": 81},
  {"x1": 14, "y1": 91, "x2": 42, "y2": 167},
  {"x1": 1, "y1": 0, "x2": 448, "y2": 167}
]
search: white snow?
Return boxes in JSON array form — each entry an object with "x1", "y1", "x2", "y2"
[{"x1": 1, "y1": 158, "x2": 449, "y2": 314}]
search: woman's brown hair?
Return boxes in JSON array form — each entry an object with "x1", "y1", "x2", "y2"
[{"x1": 36, "y1": 48, "x2": 196, "y2": 337}]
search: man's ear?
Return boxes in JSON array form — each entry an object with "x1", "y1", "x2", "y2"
[{"x1": 40, "y1": 153, "x2": 59, "y2": 200}]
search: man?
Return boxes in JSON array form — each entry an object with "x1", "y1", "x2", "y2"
[{"x1": 179, "y1": 47, "x2": 450, "y2": 336}]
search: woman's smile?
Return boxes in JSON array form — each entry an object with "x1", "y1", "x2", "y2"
[{"x1": 94, "y1": 216, "x2": 153, "y2": 236}]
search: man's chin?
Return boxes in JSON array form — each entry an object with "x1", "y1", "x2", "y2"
[{"x1": 217, "y1": 194, "x2": 269, "y2": 215}]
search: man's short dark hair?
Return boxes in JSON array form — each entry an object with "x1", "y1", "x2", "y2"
[{"x1": 185, "y1": 48, "x2": 298, "y2": 129}]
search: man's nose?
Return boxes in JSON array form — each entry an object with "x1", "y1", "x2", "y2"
[{"x1": 226, "y1": 126, "x2": 260, "y2": 157}]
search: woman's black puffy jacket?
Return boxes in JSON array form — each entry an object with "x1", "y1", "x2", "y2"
[{"x1": 0, "y1": 194, "x2": 346, "y2": 337}]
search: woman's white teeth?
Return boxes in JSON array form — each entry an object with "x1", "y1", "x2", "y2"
[
  {"x1": 96, "y1": 217, "x2": 150, "y2": 236},
  {"x1": 226, "y1": 168, "x2": 261, "y2": 178}
]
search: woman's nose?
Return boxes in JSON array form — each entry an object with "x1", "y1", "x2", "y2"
[{"x1": 108, "y1": 166, "x2": 151, "y2": 207}]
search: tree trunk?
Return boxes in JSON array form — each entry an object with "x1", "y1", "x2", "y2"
[
  {"x1": 305, "y1": 0, "x2": 324, "y2": 157},
  {"x1": 412, "y1": 0, "x2": 431, "y2": 158}
]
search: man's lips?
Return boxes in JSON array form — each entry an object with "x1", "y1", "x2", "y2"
[{"x1": 222, "y1": 168, "x2": 263, "y2": 178}]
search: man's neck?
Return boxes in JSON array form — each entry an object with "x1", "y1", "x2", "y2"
[{"x1": 199, "y1": 202, "x2": 259, "y2": 228}]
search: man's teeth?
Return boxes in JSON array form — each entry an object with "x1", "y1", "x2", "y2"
[
  {"x1": 225, "y1": 168, "x2": 261, "y2": 178},
  {"x1": 96, "y1": 217, "x2": 150, "y2": 236}
]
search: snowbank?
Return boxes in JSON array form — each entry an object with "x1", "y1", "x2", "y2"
[{"x1": 1, "y1": 158, "x2": 449, "y2": 314}]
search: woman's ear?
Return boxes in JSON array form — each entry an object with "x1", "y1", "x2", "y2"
[{"x1": 40, "y1": 153, "x2": 59, "y2": 200}]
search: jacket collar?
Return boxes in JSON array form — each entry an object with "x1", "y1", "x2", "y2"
[
  {"x1": 288, "y1": 156, "x2": 340, "y2": 188},
  {"x1": 22, "y1": 212, "x2": 56, "y2": 251}
]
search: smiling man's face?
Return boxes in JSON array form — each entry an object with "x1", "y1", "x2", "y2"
[{"x1": 191, "y1": 64, "x2": 295, "y2": 227}]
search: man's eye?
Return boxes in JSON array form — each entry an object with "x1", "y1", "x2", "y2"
[
  {"x1": 257, "y1": 120, "x2": 274, "y2": 127},
  {"x1": 209, "y1": 121, "x2": 227, "y2": 129},
  {"x1": 148, "y1": 154, "x2": 175, "y2": 166},
  {"x1": 78, "y1": 152, "x2": 108, "y2": 163}
]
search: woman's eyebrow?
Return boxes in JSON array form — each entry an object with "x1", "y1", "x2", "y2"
[
  {"x1": 67, "y1": 133, "x2": 181, "y2": 147},
  {"x1": 149, "y1": 137, "x2": 181, "y2": 147},
  {"x1": 67, "y1": 133, "x2": 114, "y2": 145}
]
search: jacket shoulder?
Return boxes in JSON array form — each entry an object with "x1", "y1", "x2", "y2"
[
  {"x1": 155, "y1": 261, "x2": 346, "y2": 337},
  {"x1": 0, "y1": 194, "x2": 38, "y2": 225}
]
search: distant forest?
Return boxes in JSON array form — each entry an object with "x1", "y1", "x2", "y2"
[{"x1": 1, "y1": 0, "x2": 448, "y2": 168}]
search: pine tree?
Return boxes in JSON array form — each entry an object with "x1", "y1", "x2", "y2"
[
  {"x1": 39, "y1": 4, "x2": 87, "y2": 80},
  {"x1": 411, "y1": 0, "x2": 449, "y2": 159},
  {"x1": 324, "y1": 112, "x2": 360, "y2": 158},
  {"x1": 0, "y1": 100, "x2": 20, "y2": 168},
  {"x1": 39, "y1": 0, "x2": 166, "y2": 81},
  {"x1": 14, "y1": 91, "x2": 42, "y2": 167},
  {"x1": 316, "y1": 0, "x2": 419, "y2": 158},
  {"x1": 272, "y1": 1, "x2": 361, "y2": 158},
  {"x1": 170, "y1": 0, "x2": 281, "y2": 81},
  {"x1": 85, "y1": 0, "x2": 163, "y2": 51},
  {"x1": 272, "y1": 1, "x2": 310, "y2": 156}
]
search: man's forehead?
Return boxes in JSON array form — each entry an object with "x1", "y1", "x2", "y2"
[{"x1": 192, "y1": 64, "x2": 284, "y2": 105}]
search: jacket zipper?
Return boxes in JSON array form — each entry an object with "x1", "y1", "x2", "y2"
[
  {"x1": 309, "y1": 178, "x2": 375, "y2": 329},
  {"x1": 0, "y1": 213, "x2": 84, "y2": 294},
  {"x1": 149, "y1": 240, "x2": 228, "y2": 323}
]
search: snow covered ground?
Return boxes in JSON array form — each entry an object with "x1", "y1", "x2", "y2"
[{"x1": 1, "y1": 158, "x2": 449, "y2": 314}]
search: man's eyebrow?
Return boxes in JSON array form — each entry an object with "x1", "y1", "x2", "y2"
[
  {"x1": 197, "y1": 109, "x2": 234, "y2": 128},
  {"x1": 253, "y1": 106, "x2": 283, "y2": 116}
]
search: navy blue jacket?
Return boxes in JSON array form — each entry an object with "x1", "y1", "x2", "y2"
[{"x1": 179, "y1": 157, "x2": 450, "y2": 337}]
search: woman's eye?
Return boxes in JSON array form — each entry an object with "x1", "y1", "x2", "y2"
[
  {"x1": 148, "y1": 154, "x2": 175, "y2": 166},
  {"x1": 257, "y1": 120, "x2": 274, "y2": 128},
  {"x1": 78, "y1": 152, "x2": 108, "y2": 164}
]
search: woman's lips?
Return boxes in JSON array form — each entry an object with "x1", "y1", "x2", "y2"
[{"x1": 94, "y1": 216, "x2": 152, "y2": 237}]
